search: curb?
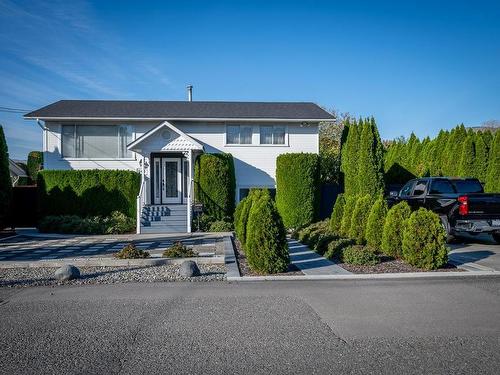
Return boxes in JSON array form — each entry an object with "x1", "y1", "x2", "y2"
[
  {"x1": 227, "y1": 270, "x2": 500, "y2": 281},
  {"x1": 223, "y1": 235, "x2": 241, "y2": 278},
  {"x1": 0, "y1": 256, "x2": 225, "y2": 269}
]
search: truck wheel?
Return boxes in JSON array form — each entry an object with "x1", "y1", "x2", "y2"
[
  {"x1": 440, "y1": 217, "x2": 456, "y2": 244},
  {"x1": 493, "y1": 233, "x2": 500, "y2": 245}
]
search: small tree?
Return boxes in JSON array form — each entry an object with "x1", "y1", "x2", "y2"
[
  {"x1": 381, "y1": 201, "x2": 412, "y2": 258},
  {"x1": 348, "y1": 194, "x2": 372, "y2": 245},
  {"x1": 485, "y1": 131, "x2": 500, "y2": 193},
  {"x1": 340, "y1": 195, "x2": 357, "y2": 238},
  {"x1": 329, "y1": 194, "x2": 345, "y2": 234},
  {"x1": 245, "y1": 190, "x2": 289, "y2": 274},
  {"x1": 27, "y1": 151, "x2": 43, "y2": 184},
  {"x1": 402, "y1": 208, "x2": 448, "y2": 270},
  {"x1": 365, "y1": 196, "x2": 388, "y2": 250},
  {"x1": 0, "y1": 126, "x2": 12, "y2": 230}
]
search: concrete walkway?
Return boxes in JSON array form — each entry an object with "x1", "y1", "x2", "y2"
[{"x1": 288, "y1": 239, "x2": 351, "y2": 275}]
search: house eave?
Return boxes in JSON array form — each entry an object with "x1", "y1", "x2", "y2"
[{"x1": 24, "y1": 116, "x2": 333, "y2": 122}]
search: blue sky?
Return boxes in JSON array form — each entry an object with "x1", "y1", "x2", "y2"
[{"x1": 1, "y1": 0, "x2": 499, "y2": 159}]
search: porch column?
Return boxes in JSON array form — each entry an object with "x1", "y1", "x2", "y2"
[{"x1": 187, "y1": 149, "x2": 192, "y2": 233}]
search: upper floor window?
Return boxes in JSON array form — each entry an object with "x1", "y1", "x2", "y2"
[
  {"x1": 62, "y1": 125, "x2": 133, "y2": 158},
  {"x1": 260, "y1": 125, "x2": 285, "y2": 145},
  {"x1": 226, "y1": 125, "x2": 252, "y2": 144}
]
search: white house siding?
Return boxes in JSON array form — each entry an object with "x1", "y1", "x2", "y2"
[{"x1": 42, "y1": 120, "x2": 319, "y2": 202}]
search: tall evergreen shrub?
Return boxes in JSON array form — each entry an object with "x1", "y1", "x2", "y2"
[
  {"x1": 381, "y1": 201, "x2": 411, "y2": 258},
  {"x1": 340, "y1": 195, "x2": 357, "y2": 237},
  {"x1": 245, "y1": 190, "x2": 289, "y2": 274},
  {"x1": 458, "y1": 135, "x2": 476, "y2": 178},
  {"x1": 340, "y1": 119, "x2": 360, "y2": 196},
  {"x1": 275, "y1": 153, "x2": 320, "y2": 229},
  {"x1": 0, "y1": 125, "x2": 12, "y2": 229},
  {"x1": 365, "y1": 196, "x2": 388, "y2": 250},
  {"x1": 357, "y1": 117, "x2": 385, "y2": 195},
  {"x1": 348, "y1": 194, "x2": 372, "y2": 245},
  {"x1": 329, "y1": 193, "x2": 345, "y2": 234},
  {"x1": 474, "y1": 133, "x2": 489, "y2": 182},
  {"x1": 485, "y1": 131, "x2": 500, "y2": 192},
  {"x1": 194, "y1": 153, "x2": 236, "y2": 219}
]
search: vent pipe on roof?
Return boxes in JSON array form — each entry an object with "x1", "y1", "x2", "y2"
[{"x1": 187, "y1": 85, "x2": 193, "y2": 102}]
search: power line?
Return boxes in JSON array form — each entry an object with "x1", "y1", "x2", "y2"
[{"x1": 0, "y1": 106, "x2": 32, "y2": 114}]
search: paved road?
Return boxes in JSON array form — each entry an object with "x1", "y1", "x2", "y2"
[{"x1": 1, "y1": 277, "x2": 499, "y2": 374}]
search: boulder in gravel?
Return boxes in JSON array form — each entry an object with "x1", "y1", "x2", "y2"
[
  {"x1": 179, "y1": 260, "x2": 201, "y2": 277},
  {"x1": 54, "y1": 265, "x2": 80, "y2": 281}
]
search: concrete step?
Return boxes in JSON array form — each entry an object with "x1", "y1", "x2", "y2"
[
  {"x1": 141, "y1": 225, "x2": 188, "y2": 234},
  {"x1": 142, "y1": 218, "x2": 187, "y2": 226},
  {"x1": 142, "y1": 215, "x2": 187, "y2": 222}
]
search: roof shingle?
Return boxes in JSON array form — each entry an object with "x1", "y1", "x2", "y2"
[{"x1": 24, "y1": 100, "x2": 334, "y2": 120}]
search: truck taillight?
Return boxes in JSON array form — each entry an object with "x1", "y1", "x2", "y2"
[{"x1": 458, "y1": 195, "x2": 469, "y2": 216}]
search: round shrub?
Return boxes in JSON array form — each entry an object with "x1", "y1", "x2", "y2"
[
  {"x1": 381, "y1": 201, "x2": 411, "y2": 258},
  {"x1": 365, "y1": 196, "x2": 388, "y2": 250},
  {"x1": 340, "y1": 195, "x2": 357, "y2": 237},
  {"x1": 194, "y1": 153, "x2": 236, "y2": 219},
  {"x1": 114, "y1": 243, "x2": 150, "y2": 259},
  {"x1": 209, "y1": 220, "x2": 233, "y2": 232},
  {"x1": 342, "y1": 245, "x2": 379, "y2": 266},
  {"x1": 162, "y1": 241, "x2": 196, "y2": 258},
  {"x1": 276, "y1": 153, "x2": 320, "y2": 229},
  {"x1": 324, "y1": 238, "x2": 355, "y2": 260},
  {"x1": 402, "y1": 208, "x2": 448, "y2": 270},
  {"x1": 349, "y1": 194, "x2": 372, "y2": 245},
  {"x1": 245, "y1": 190, "x2": 289, "y2": 274},
  {"x1": 329, "y1": 194, "x2": 345, "y2": 234}
]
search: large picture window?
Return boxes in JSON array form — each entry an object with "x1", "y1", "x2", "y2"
[
  {"x1": 226, "y1": 125, "x2": 252, "y2": 144},
  {"x1": 260, "y1": 125, "x2": 285, "y2": 145},
  {"x1": 61, "y1": 125, "x2": 133, "y2": 158}
]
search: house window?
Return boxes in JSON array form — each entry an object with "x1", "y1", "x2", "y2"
[
  {"x1": 61, "y1": 125, "x2": 133, "y2": 158},
  {"x1": 226, "y1": 125, "x2": 252, "y2": 144},
  {"x1": 260, "y1": 125, "x2": 285, "y2": 145}
]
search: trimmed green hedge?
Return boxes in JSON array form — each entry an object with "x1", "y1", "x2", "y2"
[
  {"x1": 276, "y1": 153, "x2": 320, "y2": 229},
  {"x1": 194, "y1": 153, "x2": 236, "y2": 219},
  {"x1": 37, "y1": 170, "x2": 140, "y2": 219}
]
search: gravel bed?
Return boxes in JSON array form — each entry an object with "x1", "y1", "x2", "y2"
[
  {"x1": 0, "y1": 264, "x2": 226, "y2": 288},
  {"x1": 233, "y1": 238, "x2": 303, "y2": 276},
  {"x1": 338, "y1": 255, "x2": 463, "y2": 274}
]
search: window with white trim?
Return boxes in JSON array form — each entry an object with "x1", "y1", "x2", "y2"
[
  {"x1": 260, "y1": 125, "x2": 285, "y2": 144},
  {"x1": 226, "y1": 125, "x2": 252, "y2": 144},
  {"x1": 61, "y1": 125, "x2": 133, "y2": 158}
]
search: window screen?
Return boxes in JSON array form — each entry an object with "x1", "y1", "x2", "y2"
[
  {"x1": 260, "y1": 125, "x2": 285, "y2": 144},
  {"x1": 226, "y1": 125, "x2": 252, "y2": 144}
]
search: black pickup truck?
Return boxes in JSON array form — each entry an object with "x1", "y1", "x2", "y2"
[{"x1": 388, "y1": 177, "x2": 500, "y2": 243}]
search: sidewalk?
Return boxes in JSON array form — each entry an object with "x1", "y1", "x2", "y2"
[{"x1": 288, "y1": 239, "x2": 351, "y2": 275}]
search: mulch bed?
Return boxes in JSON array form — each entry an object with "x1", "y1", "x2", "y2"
[
  {"x1": 232, "y1": 238, "x2": 303, "y2": 277},
  {"x1": 338, "y1": 255, "x2": 464, "y2": 274}
]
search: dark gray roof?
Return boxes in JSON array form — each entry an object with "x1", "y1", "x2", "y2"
[{"x1": 24, "y1": 100, "x2": 334, "y2": 120}]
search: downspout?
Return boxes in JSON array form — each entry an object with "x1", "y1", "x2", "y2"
[{"x1": 36, "y1": 118, "x2": 48, "y2": 160}]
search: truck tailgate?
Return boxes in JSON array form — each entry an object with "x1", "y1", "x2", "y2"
[{"x1": 466, "y1": 194, "x2": 500, "y2": 219}]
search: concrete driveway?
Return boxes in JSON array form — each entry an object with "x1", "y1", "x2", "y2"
[{"x1": 449, "y1": 234, "x2": 500, "y2": 272}]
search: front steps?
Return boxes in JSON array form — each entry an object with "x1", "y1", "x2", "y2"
[{"x1": 140, "y1": 204, "x2": 188, "y2": 233}]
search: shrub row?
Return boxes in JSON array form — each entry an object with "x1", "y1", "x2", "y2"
[
  {"x1": 194, "y1": 153, "x2": 236, "y2": 219},
  {"x1": 38, "y1": 211, "x2": 135, "y2": 235},
  {"x1": 37, "y1": 170, "x2": 141, "y2": 219},
  {"x1": 329, "y1": 194, "x2": 448, "y2": 270},
  {"x1": 234, "y1": 189, "x2": 289, "y2": 274}
]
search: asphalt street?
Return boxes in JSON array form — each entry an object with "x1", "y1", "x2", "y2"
[{"x1": 1, "y1": 277, "x2": 499, "y2": 374}]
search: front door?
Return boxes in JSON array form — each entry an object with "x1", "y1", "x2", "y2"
[{"x1": 152, "y1": 156, "x2": 182, "y2": 204}]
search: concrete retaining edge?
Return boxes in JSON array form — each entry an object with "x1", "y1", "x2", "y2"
[{"x1": 227, "y1": 270, "x2": 500, "y2": 281}]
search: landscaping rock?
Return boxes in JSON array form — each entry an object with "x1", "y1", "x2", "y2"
[
  {"x1": 54, "y1": 265, "x2": 80, "y2": 281},
  {"x1": 179, "y1": 261, "x2": 201, "y2": 277}
]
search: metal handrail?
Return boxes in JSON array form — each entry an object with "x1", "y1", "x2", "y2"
[{"x1": 136, "y1": 175, "x2": 146, "y2": 234}]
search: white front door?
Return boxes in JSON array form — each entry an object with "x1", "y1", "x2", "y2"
[{"x1": 162, "y1": 158, "x2": 182, "y2": 204}]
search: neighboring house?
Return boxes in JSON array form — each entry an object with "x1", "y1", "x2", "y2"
[
  {"x1": 25, "y1": 98, "x2": 333, "y2": 233},
  {"x1": 9, "y1": 158, "x2": 27, "y2": 186}
]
